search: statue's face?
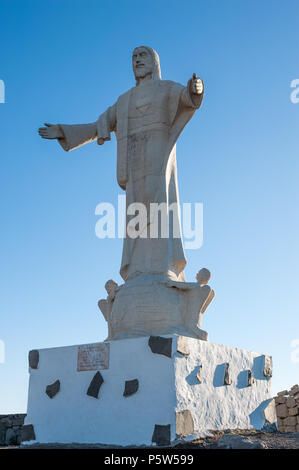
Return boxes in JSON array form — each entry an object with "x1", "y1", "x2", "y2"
[{"x1": 132, "y1": 47, "x2": 154, "y2": 79}]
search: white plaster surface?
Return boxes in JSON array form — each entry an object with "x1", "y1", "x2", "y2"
[
  {"x1": 24, "y1": 337, "x2": 176, "y2": 446},
  {"x1": 23, "y1": 336, "x2": 274, "y2": 446},
  {"x1": 174, "y1": 337, "x2": 274, "y2": 436}
]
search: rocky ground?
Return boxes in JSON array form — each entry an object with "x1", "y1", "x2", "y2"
[
  {"x1": 1, "y1": 430, "x2": 299, "y2": 449},
  {"x1": 175, "y1": 429, "x2": 299, "y2": 449}
]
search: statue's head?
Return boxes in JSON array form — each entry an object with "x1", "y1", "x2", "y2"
[
  {"x1": 105, "y1": 279, "x2": 118, "y2": 294},
  {"x1": 196, "y1": 268, "x2": 211, "y2": 286},
  {"x1": 132, "y1": 46, "x2": 161, "y2": 84}
]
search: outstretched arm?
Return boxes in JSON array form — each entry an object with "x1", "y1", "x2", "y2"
[
  {"x1": 38, "y1": 122, "x2": 97, "y2": 151},
  {"x1": 38, "y1": 103, "x2": 116, "y2": 152}
]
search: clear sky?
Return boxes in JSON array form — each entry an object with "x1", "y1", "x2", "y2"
[{"x1": 0, "y1": 0, "x2": 298, "y2": 413}]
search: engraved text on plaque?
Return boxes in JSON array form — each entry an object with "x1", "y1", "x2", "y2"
[{"x1": 77, "y1": 343, "x2": 109, "y2": 371}]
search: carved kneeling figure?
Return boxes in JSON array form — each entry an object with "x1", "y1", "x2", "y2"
[
  {"x1": 98, "y1": 280, "x2": 120, "y2": 340},
  {"x1": 159, "y1": 268, "x2": 214, "y2": 338},
  {"x1": 98, "y1": 270, "x2": 214, "y2": 341}
]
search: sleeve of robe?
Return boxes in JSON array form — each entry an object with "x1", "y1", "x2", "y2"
[
  {"x1": 57, "y1": 103, "x2": 116, "y2": 152},
  {"x1": 166, "y1": 79, "x2": 204, "y2": 155}
]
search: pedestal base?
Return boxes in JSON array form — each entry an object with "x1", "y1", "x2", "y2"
[{"x1": 22, "y1": 336, "x2": 276, "y2": 447}]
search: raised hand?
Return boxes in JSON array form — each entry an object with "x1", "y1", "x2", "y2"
[
  {"x1": 38, "y1": 123, "x2": 63, "y2": 140},
  {"x1": 190, "y1": 73, "x2": 203, "y2": 95}
]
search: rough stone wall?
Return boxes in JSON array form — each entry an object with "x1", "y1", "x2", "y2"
[
  {"x1": 275, "y1": 385, "x2": 299, "y2": 432},
  {"x1": 0, "y1": 414, "x2": 26, "y2": 446}
]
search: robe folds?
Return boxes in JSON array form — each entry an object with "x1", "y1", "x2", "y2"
[{"x1": 58, "y1": 79, "x2": 203, "y2": 282}]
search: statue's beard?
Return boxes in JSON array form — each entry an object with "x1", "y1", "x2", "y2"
[{"x1": 133, "y1": 66, "x2": 153, "y2": 80}]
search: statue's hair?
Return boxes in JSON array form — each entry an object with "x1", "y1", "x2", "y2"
[{"x1": 133, "y1": 46, "x2": 162, "y2": 83}]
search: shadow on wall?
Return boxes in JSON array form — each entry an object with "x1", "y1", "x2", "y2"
[
  {"x1": 211, "y1": 355, "x2": 269, "y2": 389},
  {"x1": 213, "y1": 363, "x2": 227, "y2": 387},
  {"x1": 186, "y1": 365, "x2": 202, "y2": 386},
  {"x1": 249, "y1": 399, "x2": 273, "y2": 430},
  {"x1": 237, "y1": 370, "x2": 249, "y2": 389},
  {"x1": 252, "y1": 355, "x2": 268, "y2": 381}
]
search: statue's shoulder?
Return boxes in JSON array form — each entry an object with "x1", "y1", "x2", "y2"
[
  {"x1": 162, "y1": 79, "x2": 184, "y2": 87},
  {"x1": 117, "y1": 86, "x2": 134, "y2": 103},
  {"x1": 159, "y1": 79, "x2": 184, "y2": 89},
  {"x1": 159, "y1": 80, "x2": 185, "y2": 97}
]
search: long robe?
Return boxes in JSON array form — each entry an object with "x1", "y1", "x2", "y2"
[{"x1": 58, "y1": 78, "x2": 203, "y2": 282}]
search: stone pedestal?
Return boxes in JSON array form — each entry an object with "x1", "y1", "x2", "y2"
[
  {"x1": 22, "y1": 335, "x2": 276, "y2": 447},
  {"x1": 102, "y1": 273, "x2": 213, "y2": 341}
]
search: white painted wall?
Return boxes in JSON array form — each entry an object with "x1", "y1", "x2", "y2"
[
  {"x1": 23, "y1": 336, "x2": 273, "y2": 446},
  {"x1": 24, "y1": 337, "x2": 176, "y2": 446},
  {"x1": 174, "y1": 338, "x2": 273, "y2": 436}
]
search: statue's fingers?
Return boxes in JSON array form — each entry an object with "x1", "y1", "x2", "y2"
[{"x1": 44, "y1": 123, "x2": 52, "y2": 127}]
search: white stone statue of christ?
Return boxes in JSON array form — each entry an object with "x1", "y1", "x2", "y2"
[{"x1": 38, "y1": 46, "x2": 204, "y2": 284}]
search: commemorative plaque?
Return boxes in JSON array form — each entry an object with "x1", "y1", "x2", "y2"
[{"x1": 77, "y1": 342, "x2": 110, "y2": 371}]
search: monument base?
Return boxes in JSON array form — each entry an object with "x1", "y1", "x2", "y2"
[{"x1": 22, "y1": 335, "x2": 276, "y2": 447}]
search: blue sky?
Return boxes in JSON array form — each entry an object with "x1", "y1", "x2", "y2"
[{"x1": 0, "y1": 0, "x2": 298, "y2": 413}]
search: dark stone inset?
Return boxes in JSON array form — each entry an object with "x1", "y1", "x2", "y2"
[
  {"x1": 28, "y1": 350, "x2": 39, "y2": 369},
  {"x1": 87, "y1": 371, "x2": 104, "y2": 399},
  {"x1": 123, "y1": 379, "x2": 139, "y2": 397},
  {"x1": 262, "y1": 355, "x2": 273, "y2": 378},
  {"x1": 152, "y1": 424, "x2": 171, "y2": 446},
  {"x1": 46, "y1": 379, "x2": 60, "y2": 399},
  {"x1": 148, "y1": 336, "x2": 172, "y2": 358},
  {"x1": 176, "y1": 410, "x2": 194, "y2": 437},
  {"x1": 21, "y1": 424, "x2": 36, "y2": 442},
  {"x1": 247, "y1": 369, "x2": 255, "y2": 386},
  {"x1": 223, "y1": 363, "x2": 232, "y2": 385}
]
